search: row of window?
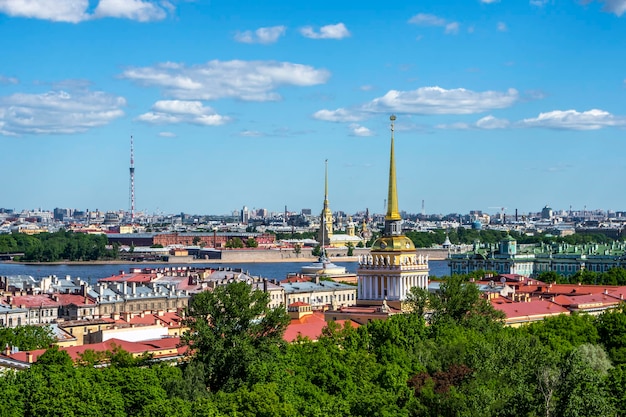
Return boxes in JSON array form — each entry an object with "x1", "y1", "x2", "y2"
[
  {"x1": 290, "y1": 292, "x2": 355, "y2": 304},
  {"x1": 454, "y1": 261, "x2": 615, "y2": 275},
  {"x1": 100, "y1": 300, "x2": 181, "y2": 314},
  {"x1": 0, "y1": 317, "x2": 23, "y2": 327}
]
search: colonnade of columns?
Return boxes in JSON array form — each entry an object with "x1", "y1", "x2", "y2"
[{"x1": 358, "y1": 274, "x2": 428, "y2": 300}]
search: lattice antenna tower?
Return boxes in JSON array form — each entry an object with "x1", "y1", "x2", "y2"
[{"x1": 129, "y1": 135, "x2": 135, "y2": 223}]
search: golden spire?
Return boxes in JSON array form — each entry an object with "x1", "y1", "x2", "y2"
[
  {"x1": 324, "y1": 159, "x2": 329, "y2": 208},
  {"x1": 386, "y1": 115, "x2": 401, "y2": 221}
]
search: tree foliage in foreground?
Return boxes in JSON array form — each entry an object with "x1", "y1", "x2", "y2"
[
  {"x1": 0, "y1": 325, "x2": 55, "y2": 351},
  {"x1": 181, "y1": 281, "x2": 290, "y2": 392},
  {"x1": 1, "y1": 280, "x2": 625, "y2": 416}
]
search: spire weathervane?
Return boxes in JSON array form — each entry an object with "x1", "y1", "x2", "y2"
[{"x1": 386, "y1": 115, "x2": 401, "y2": 221}]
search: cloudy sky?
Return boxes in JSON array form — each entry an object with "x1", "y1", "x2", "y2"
[{"x1": 1, "y1": 0, "x2": 626, "y2": 217}]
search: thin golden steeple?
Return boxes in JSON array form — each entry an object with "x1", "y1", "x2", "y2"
[
  {"x1": 386, "y1": 115, "x2": 401, "y2": 221},
  {"x1": 324, "y1": 159, "x2": 329, "y2": 208}
]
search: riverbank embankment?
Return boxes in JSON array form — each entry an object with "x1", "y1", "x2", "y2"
[{"x1": 3, "y1": 248, "x2": 449, "y2": 266}]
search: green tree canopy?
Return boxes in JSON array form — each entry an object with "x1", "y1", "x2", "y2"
[
  {"x1": 224, "y1": 237, "x2": 244, "y2": 249},
  {"x1": 0, "y1": 325, "x2": 55, "y2": 351},
  {"x1": 181, "y1": 282, "x2": 290, "y2": 392}
]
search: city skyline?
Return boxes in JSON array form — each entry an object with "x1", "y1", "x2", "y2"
[{"x1": 1, "y1": 0, "x2": 626, "y2": 215}]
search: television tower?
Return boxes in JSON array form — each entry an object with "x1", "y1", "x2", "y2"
[{"x1": 129, "y1": 135, "x2": 135, "y2": 223}]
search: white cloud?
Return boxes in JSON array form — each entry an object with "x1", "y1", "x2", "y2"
[
  {"x1": 313, "y1": 108, "x2": 363, "y2": 122},
  {"x1": 408, "y1": 13, "x2": 446, "y2": 26},
  {"x1": 0, "y1": 87, "x2": 125, "y2": 135},
  {"x1": 476, "y1": 115, "x2": 510, "y2": 129},
  {"x1": 0, "y1": 0, "x2": 171, "y2": 22},
  {"x1": 436, "y1": 115, "x2": 510, "y2": 130},
  {"x1": 239, "y1": 130, "x2": 264, "y2": 137},
  {"x1": 445, "y1": 22, "x2": 459, "y2": 34},
  {"x1": 120, "y1": 60, "x2": 330, "y2": 101},
  {"x1": 481, "y1": 0, "x2": 500, "y2": 3},
  {"x1": 349, "y1": 123, "x2": 374, "y2": 136},
  {"x1": 0, "y1": 0, "x2": 89, "y2": 22},
  {"x1": 435, "y1": 122, "x2": 472, "y2": 130},
  {"x1": 497, "y1": 22, "x2": 508, "y2": 31},
  {"x1": 359, "y1": 85, "x2": 374, "y2": 91},
  {"x1": 137, "y1": 100, "x2": 229, "y2": 126},
  {"x1": 408, "y1": 13, "x2": 460, "y2": 35},
  {"x1": 585, "y1": 0, "x2": 626, "y2": 16},
  {"x1": 158, "y1": 131, "x2": 176, "y2": 137},
  {"x1": 234, "y1": 25, "x2": 286, "y2": 44},
  {"x1": 0, "y1": 75, "x2": 18, "y2": 85},
  {"x1": 93, "y1": 0, "x2": 170, "y2": 22},
  {"x1": 362, "y1": 86, "x2": 519, "y2": 115},
  {"x1": 521, "y1": 109, "x2": 626, "y2": 130},
  {"x1": 300, "y1": 23, "x2": 350, "y2": 39}
]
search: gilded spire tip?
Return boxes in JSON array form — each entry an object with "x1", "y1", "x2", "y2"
[{"x1": 386, "y1": 115, "x2": 401, "y2": 221}]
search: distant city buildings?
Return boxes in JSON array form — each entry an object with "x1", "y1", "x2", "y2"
[{"x1": 449, "y1": 235, "x2": 626, "y2": 277}]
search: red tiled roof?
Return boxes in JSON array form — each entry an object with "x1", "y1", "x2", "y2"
[
  {"x1": 516, "y1": 285, "x2": 542, "y2": 294},
  {"x1": 288, "y1": 302, "x2": 310, "y2": 307},
  {"x1": 5, "y1": 337, "x2": 184, "y2": 363},
  {"x1": 492, "y1": 299, "x2": 569, "y2": 321},
  {"x1": 541, "y1": 283, "x2": 620, "y2": 295},
  {"x1": 551, "y1": 292, "x2": 622, "y2": 309},
  {"x1": 9, "y1": 295, "x2": 59, "y2": 308},
  {"x1": 115, "y1": 312, "x2": 183, "y2": 328},
  {"x1": 609, "y1": 286, "x2": 626, "y2": 301},
  {"x1": 283, "y1": 312, "x2": 359, "y2": 342},
  {"x1": 99, "y1": 273, "x2": 156, "y2": 283},
  {"x1": 53, "y1": 293, "x2": 96, "y2": 306}
]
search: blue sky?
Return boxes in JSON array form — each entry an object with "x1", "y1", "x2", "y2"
[{"x1": 1, "y1": 0, "x2": 626, "y2": 217}]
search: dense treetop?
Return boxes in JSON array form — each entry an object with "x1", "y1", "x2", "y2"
[
  {"x1": 0, "y1": 231, "x2": 118, "y2": 262},
  {"x1": 1, "y1": 277, "x2": 626, "y2": 416}
]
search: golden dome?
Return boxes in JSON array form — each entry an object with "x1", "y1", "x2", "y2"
[{"x1": 371, "y1": 235, "x2": 415, "y2": 252}]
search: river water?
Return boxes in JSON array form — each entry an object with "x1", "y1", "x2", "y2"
[{"x1": 0, "y1": 260, "x2": 450, "y2": 284}]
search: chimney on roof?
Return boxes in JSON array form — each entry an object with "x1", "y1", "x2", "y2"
[
  {"x1": 25, "y1": 352, "x2": 33, "y2": 363},
  {"x1": 4, "y1": 345, "x2": 10, "y2": 356}
]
